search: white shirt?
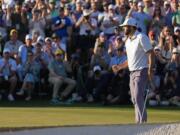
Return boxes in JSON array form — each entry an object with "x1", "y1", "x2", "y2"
[
  {"x1": 79, "y1": 17, "x2": 97, "y2": 36},
  {"x1": 102, "y1": 13, "x2": 122, "y2": 35},
  {"x1": 125, "y1": 31, "x2": 152, "y2": 71}
]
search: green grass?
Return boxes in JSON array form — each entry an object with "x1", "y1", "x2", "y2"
[{"x1": 0, "y1": 100, "x2": 179, "y2": 129}]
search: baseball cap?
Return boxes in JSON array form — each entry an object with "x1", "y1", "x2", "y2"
[
  {"x1": 37, "y1": 36, "x2": 44, "y2": 43},
  {"x1": 25, "y1": 34, "x2": 32, "y2": 40},
  {"x1": 10, "y1": 29, "x2": 18, "y2": 36},
  {"x1": 3, "y1": 48, "x2": 11, "y2": 54},
  {"x1": 93, "y1": 65, "x2": 101, "y2": 72},
  {"x1": 174, "y1": 27, "x2": 180, "y2": 33},
  {"x1": 138, "y1": 2, "x2": 145, "y2": 7},
  {"x1": 108, "y1": 4, "x2": 115, "y2": 10},
  {"x1": 45, "y1": 37, "x2": 52, "y2": 42},
  {"x1": 83, "y1": 9, "x2": 92, "y2": 16},
  {"x1": 172, "y1": 48, "x2": 179, "y2": 54},
  {"x1": 154, "y1": 46, "x2": 161, "y2": 51},
  {"x1": 55, "y1": 49, "x2": 64, "y2": 55},
  {"x1": 119, "y1": 17, "x2": 137, "y2": 28}
]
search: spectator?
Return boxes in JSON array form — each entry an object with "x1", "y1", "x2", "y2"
[
  {"x1": 128, "y1": 1, "x2": 152, "y2": 34},
  {"x1": 172, "y1": 0, "x2": 180, "y2": 27},
  {"x1": 101, "y1": 4, "x2": 122, "y2": 37},
  {"x1": 76, "y1": 9, "x2": 97, "y2": 36},
  {"x1": 29, "y1": 9, "x2": 46, "y2": 37},
  {"x1": 16, "y1": 51, "x2": 40, "y2": 101},
  {"x1": 18, "y1": 34, "x2": 34, "y2": 65},
  {"x1": 48, "y1": 49, "x2": 76, "y2": 104},
  {"x1": 85, "y1": 65, "x2": 109, "y2": 102},
  {"x1": 162, "y1": 48, "x2": 180, "y2": 104},
  {"x1": 0, "y1": 48, "x2": 17, "y2": 101},
  {"x1": 4, "y1": 29, "x2": 23, "y2": 57},
  {"x1": 148, "y1": 30, "x2": 158, "y2": 47},
  {"x1": 51, "y1": 7, "x2": 72, "y2": 46},
  {"x1": 90, "y1": 43, "x2": 110, "y2": 72},
  {"x1": 108, "y1": 35, "x2": 124, "y2": 56},
  {"x1": 106, "y1": 46, "x2": 129, "y2": 104},
  {"x1": 149, "y1": 6, "x2": 165, "y2": 39}
]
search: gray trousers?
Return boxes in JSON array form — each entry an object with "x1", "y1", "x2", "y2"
[{"x1": 130, "y1": 68, "x2": 148, "y2": 123}]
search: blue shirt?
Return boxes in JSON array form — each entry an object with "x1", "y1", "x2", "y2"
[
  {"x1": 109, "y1": 54, "x2": 127, "y2": 68},
  {"x1": 52, "y1": 16, "x2": 72, "y2": 38}
]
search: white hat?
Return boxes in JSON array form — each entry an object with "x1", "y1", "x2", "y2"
[
  {"x1": 83, "y1": 9, "x2": 92, "y2": 16},
  {"x1": 25, "y1": 34, "x2": 32, "y2": 40},
  {"x1": 108, "y1": 4, "x2": 115, "y2": 10},
  {"x1": 93, "y1": 65, "x2": 101, "y2": 72},
  {"x1": 174, "y1": 27, "x2": 180, "y2": 33},
  {"x1": 172, "y1": 48, "x2": 179, "y2": 53},
  {"x1": 164, "y1": 1, "x2": 170, "y2": 5},
  {"x1": 37, "y1": 36, "x2": 44, "y2": 42},
  {"x1": 138, "y1": 1, "x2": 145, "y2": 7},
  {"x1": 45, "y1": 37, "x2": 52, "y2": 42},
  {"x1": 154, "y1": 46, "x2": 161, "y2": 51},
  {"x1": 2, "y1": 4, "x2": 7, "y2": 10},
  {"x1": 3, "y1": 48, "x2": 11, "y2": 54},
  {"x1": 119, "y1": 17, "x2": 137, "y2": 28}
]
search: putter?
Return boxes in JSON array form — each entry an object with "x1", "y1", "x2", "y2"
[{"x1": 141, "y1": 88, "x2": 150, "y2": 122}]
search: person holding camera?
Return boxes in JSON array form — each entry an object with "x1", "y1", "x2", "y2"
[{"x1": 75, "y1": 9, "x2": 97, "y2": 36}]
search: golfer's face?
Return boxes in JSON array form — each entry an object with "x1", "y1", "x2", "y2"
[{"x1": 123, "y1": 26, "x2": 132, "y2": 36}]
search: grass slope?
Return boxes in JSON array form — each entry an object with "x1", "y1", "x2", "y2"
[{"x1": 0, "y1": 101, "x2": 179, "y2": 128}]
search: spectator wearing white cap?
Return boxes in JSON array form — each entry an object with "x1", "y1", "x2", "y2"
[
  {"x1": 75, "y1": 9, "x2": 97, "y2": 36},
  {"x1": 128, "y1": 1, "x2": 152, "y2": 34},
  {"x1": 18, "y1": 34, "x2": 34, "y2": 65},
  {"x1": 173, "y1": 26, "x2": 180, "y2": 51},
  {"x1": 101, "y1": 4, "x2": 122, "y2": 36},
  {"x1": 0, "y1": 48, "x2": 17, "y2": 101},
  {"x1": 164, "y1": 1, "x2": 171, "y2": 15}
]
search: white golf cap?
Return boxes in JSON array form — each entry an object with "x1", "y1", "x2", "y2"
[
  {"x1": 138, "y1": 1, "x2": 145, "y2": 7},
  {"x1": 174, "y1": 27, "x2": 180, "y2": 33},
  {"x1": 172, "y1": 48, "x2": 179, "y2": 53},
  {"x1": 93, "y1": 65, "x2": 101, "y2": 72},
  {"x1": 119, "y1": 17, "x2": 137, "y2": 28},
  {"x1": 154, "y1": 46, "x2": 161, "y2": 51},
  {"x1": 25, "y1": 34, "x2": 32, "y2": 40},
  {"x1": 108, "y1": 4, "x2": 115, "y2": 10},
  {"x1": 3, "y1": 48, "x2": 11, "y2": 54},
  {"x1": 37, "y1": 36, "x2": 44, "y2": 42},
  {"x1": 83, "y1": 9, "x2": 92, "y2": 16}
]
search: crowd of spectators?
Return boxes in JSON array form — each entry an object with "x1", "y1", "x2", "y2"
[{"x1": 0, "y1": 0, "x2": 180, "y2": 106}]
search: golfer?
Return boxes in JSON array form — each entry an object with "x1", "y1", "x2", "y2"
[{"x1": 120, "y1": 17, "x2": 154, "y2": 123}]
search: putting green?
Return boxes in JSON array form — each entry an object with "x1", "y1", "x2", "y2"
[{"x1": 0, "y1": 106, "x2": 179, "y2": 128}]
